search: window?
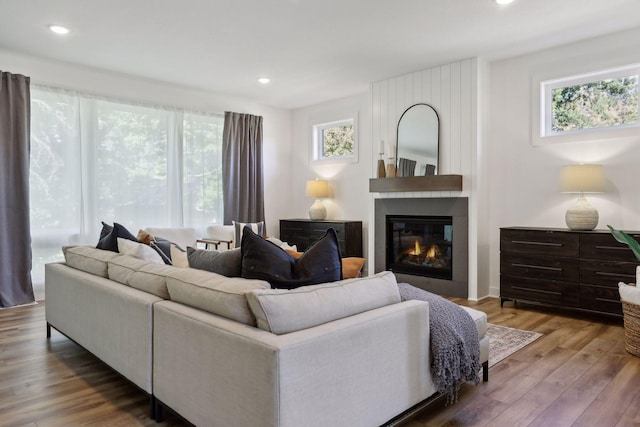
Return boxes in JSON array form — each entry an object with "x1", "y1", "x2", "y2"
[
  {"x1": 540, "y1": 64, "x2": 640, "y2": 140},
  {"x1": 29, "y1": 87, "x2": 223, "y2": 284},
  {"x1": 312, "y1": 117, "x2": 357, "y2": 163}
]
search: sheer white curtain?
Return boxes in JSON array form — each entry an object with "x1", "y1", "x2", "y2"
[{"x1": 29, "y1": 87, "x2": 224, "y2": 285}]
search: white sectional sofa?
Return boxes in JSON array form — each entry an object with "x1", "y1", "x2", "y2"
[{"x1": 46, "y1": 245, "x2": 488, "y2": 427}]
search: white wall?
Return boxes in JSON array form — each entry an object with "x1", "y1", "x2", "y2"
[
  {"x1": 370, "y1": 58, "x2": 486, "y2": 299},
  {"x1": 0, "y1": 48, "x2": 293, "y2": 235},
  {"x1": 486, "y1": 27, "x2": 640, "y2": 297},
  {"x1": 290, "y1": 93, "x2": 372, "y2": 257}
]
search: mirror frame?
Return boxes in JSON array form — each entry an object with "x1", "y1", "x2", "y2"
[{"x1": 396, "y1": 103, "x2": 440, "y2": 176}]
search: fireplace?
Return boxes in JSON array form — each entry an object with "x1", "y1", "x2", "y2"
[
  {"x1": 387, "y1": 215, "x2": 453, "y2": 280},
  {"x1": 375, "y1": 197, "x2": 468, "y2": 298}
]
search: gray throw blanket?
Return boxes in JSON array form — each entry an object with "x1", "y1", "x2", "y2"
[{"x1": 397, "y1": 283, "x2": 480, "y2": 403}]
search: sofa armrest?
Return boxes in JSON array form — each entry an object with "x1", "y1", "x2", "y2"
[{"x1": 153, "y1": 299, "x2": 435, "y2": 427}]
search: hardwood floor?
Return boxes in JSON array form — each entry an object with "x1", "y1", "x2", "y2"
[{"x1": 1, "y1": 298, "x2": 638, "y2": 426}]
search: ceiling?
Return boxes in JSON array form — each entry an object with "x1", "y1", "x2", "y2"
[{"x1": 1, "y1": 0, "x2": 640, "y2": 109}]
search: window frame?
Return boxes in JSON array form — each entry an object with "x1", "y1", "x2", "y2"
[
  {"x1": 310, "y1": 114, "x2": 358, "y2": 164},
  {"x1": 533, "y1": 63, "x2": 640, "y2": 145}
]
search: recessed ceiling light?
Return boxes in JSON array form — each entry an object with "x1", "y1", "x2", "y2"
[
  {"x1": 496, "y1": 0, "x2": 514, "y2": 4},
  {"x1": 258, "y1": 77, "x2": 270, "y2": 85},
  {"x1": 49, "y1": 25, "x2": 70, "y2": 35}
]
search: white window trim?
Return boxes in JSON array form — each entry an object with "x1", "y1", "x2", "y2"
[
  {"x1": 531, "y1": 63, "x2": 640, "y2": 146},
  {"x1": 310, "y1": 113, "x2": 359, "y2": 165}
]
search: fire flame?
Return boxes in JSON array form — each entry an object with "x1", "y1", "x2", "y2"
[
  {"x1": 410, "y1": 239, "x2": 421, "y2": 255},
  {"x1": 426, "y1": 245, "x2": 441, "y2": 259}
]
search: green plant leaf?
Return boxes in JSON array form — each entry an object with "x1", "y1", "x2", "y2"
[{"x1": 607, "y1": 225, "x2": 640, "y2": 262}]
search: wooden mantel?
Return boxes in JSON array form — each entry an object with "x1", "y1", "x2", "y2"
[{"x1": 369, "y1": 174, "x2": 463, "y2": 193}]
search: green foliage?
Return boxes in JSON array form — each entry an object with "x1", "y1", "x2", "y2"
[
  {"x1": 322, "y1": 124, "x2": 354, "y2": 157},
  {"x1": 552, "y1": 76, "x2": 638, "y2": 132},
  {"x1": 607, "y1": 225, "x2": 640, "y2": 262}
]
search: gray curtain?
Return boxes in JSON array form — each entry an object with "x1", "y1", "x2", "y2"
[
  {"x1": 0, "y1": 71, "x2": 34, "y2": 307},
  {"x1": 222, "y1": 111, "x2": 265, "y2": 225}
]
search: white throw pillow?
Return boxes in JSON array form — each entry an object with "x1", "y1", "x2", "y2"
[
  {"x1": 619, "y1": 282, "x2": 640, "y2": 305},
  {"x1": 170, "y1": 244, "x2": 189, "y2": 268},
  {"x1": 117, "y1": 237, "x2": 164, "y2": 264}
]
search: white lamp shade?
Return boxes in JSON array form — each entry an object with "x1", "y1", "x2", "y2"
[
  {"x1": 560, "y1": 164, "x2": 605, "y2": 193},
  {"x1": 305, "y1": 179, "x2": 329, "y2": 198}
]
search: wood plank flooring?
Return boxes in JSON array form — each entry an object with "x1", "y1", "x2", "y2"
[{"x1": 1, "y1": 298, "x2": 638, "y2": 426}]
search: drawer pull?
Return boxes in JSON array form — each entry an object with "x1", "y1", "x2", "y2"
[
  {"x1": 595, "y1": 297, "x2": 621, "y2": 304},
  {"x1": 512, "y1": 286, "x2": 562, "y2": 296},
  {"x1": 594, "y1": 245, "x2": 628, "y2": 251},
  {"x1": 512, "y1": 263, "x2": 562, "y2": 272},
  {"x1": 595, "y1": 271, "x2": 635, "y2": 279},
  {"x1": 512, "y1": 240, "x2": 563, "y2": 247}
]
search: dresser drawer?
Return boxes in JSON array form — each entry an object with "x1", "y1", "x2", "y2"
[
  {"x1": 579, "y1": 284, "x2": 623, "y2": 316},
  {"x1": 501, "y1": 253, "x2": 579, "y2": 282},
  {"x1": 280, "y1": 221, "x2": 309, "y2": 237},
  {"x1": 501, "y1": 275, "x2": 578, "y2": 307},
  {"x1": 309, "y1": 222, "x2": 346, "y2": 240},
  {"x1": 579, "y1": 232, "x2": 640, "y2": 262},
  {"x1": 580, "y1": 260, "x2": 636, "y2": 287},
  {"x1": 280, "y1": 219, "x2": 362, "y2": 257},
  {"x1": 501, "y1": 229, "x2": 579, "y2": 257}
]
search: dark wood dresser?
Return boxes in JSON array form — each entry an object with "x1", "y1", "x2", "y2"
[
  {"x1": 500, "y1": 227, "x2": 640, "y2": 317},
  {"x1": 279, "y1": 219, "x2": 363, "y2": 257}
]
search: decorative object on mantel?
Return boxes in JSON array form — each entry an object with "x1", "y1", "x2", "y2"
[
  {"x1": 398, "y1": 158, "x2": 417, "y2": 177},
  {"x1": 560, "y1": 164, "x2": 605, "y2": 230},
  {"x1": 305, "y1": 179, "x2": 330, "y2": 220},
  {"x1": 607, "y1": 225, "x2": 640, "y2": 357},
  {"x1": 377, "y1": 139, "x2": 386, "y2": 178},
  {"x1": 369, "y1": 174, "x2": 463, "y2": 193},
  {"x1": 385, "y1": 141, "x2": 396, "y2": 177}
]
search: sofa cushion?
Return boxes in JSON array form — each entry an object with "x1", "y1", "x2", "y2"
[
  {"x1": 166, "y1": 268, "x2": 270, "y2": 325},
  {"x1": 241, "y1": 226, "x2": 342, "y2": 289},
  {"x1": 129, "y1": 263, "x2": 179, "y2": 299},
  {"x1": 187, "y1": 247, "x2": 242, "y2": 277},
  {"x1": 107, "y1": 254, "x2": 150, "y2": 285},
  {"x1": 63, "y1": 246, "x2": 119, "y2": 277},
  {"x1": 246, "y1": 271, "x2": 401, "y2": 335},
  {"x1": 232, "y1": 221, "x2": 264, "y2": 248},
  {"x1": 96, "y1": 222, "x2": 138, "y2": 252}
]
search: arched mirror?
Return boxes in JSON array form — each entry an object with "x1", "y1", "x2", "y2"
[{"x1": 396, "y1": 103, "x2": 439, "y2": 176}]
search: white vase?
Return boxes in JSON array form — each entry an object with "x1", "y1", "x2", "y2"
[{"x1": 636, "y1": 265, "x2": 640, "y2": 285}]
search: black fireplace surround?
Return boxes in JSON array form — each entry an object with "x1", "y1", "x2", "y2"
[{"x1": 375, "y1": 197, "x2": 468, "y2": 298}]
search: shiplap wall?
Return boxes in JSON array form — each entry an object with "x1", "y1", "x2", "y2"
[
  {"x1": 371, "y1": 58, "x2": 478, "y2": 198},
  {"x1": 369, "y1": 58, "x2": 483, "y2": 298}
]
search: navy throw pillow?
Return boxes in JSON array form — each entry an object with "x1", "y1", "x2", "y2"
[
  {"x1": 96, "y1": 222, "x2": 138, "y2": 252},
  {"x1": 241, "y1": 226, "x2": 342, "y2": 289}
]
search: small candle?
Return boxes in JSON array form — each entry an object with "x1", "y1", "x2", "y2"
[
  {"x1": 379, "y1": 139, "x2": 384, "y2": 155},
  {"x1": 388, "y1": 142, "x2": 396, "y2": 159}
]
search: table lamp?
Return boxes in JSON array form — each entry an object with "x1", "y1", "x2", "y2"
[
  {"x1": 306, "y1": 179, "x2": 329, "y2": 220},
  {"x1": 560, "y1": 164, "x2": 605, "y2": 230}
]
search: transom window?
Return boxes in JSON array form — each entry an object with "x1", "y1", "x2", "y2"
[
  {"x1": 541, "y1": 64, "x2": 640, "y2": 138},
  {"x1": 312, "y1": 118, "x2": 357, "y2": 163}
]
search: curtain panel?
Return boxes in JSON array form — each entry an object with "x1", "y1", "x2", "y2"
[
  {"x1": 29, "y1": 87, "x2": 224, "y2": 286},
  {"x1": 0, "y1": 71, "x2": 34, "y2": 307},
  {"x1": 222, "y1": 111, "x2": 265, "y2": 226}
]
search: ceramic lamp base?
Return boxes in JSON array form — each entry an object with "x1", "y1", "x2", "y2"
[
  {"x1": 565, "y1": 196, "x2": 598, "y2": 230},
  {"x1": 309, "y1": 199, "x2": 327, "y2": 220}
]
